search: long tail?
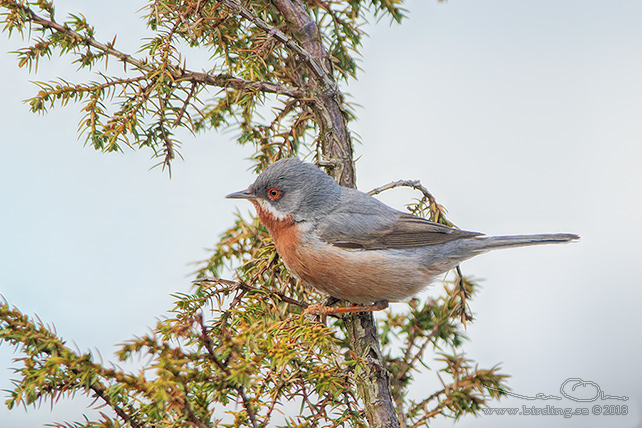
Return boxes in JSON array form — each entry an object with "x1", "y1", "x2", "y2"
[{"x1": 473, "y1": 233, "x2": 579, "y2": 251}]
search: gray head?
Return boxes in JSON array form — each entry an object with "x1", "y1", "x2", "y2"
[{"x1": 226, "y1": 158, "x2": 342, "y2": 220}]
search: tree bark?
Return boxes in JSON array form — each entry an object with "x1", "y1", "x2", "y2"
[
  {"x1": 270, "y1": 0, "x2": 356, "y2": 187},
  {"x1": 343, "y1": 312, "x2": 401, "y2": 428},
  {"x1": 269, "y1": 0, "x2": 400, "y2": 426}
]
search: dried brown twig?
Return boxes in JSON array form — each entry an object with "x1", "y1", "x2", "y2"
[
  {"x1": 368, "y1": 179, "x2": 455, "y2": 227},
  {"x1": 368, "y1": 179, "x2": 437, "y2": 202}
]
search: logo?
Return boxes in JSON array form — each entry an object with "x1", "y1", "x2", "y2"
[
  {"x1": 480, "y1": 378, "x2": 630, "y2": 418},
  {"x1": 485, "y1": 377, "x2": 628, "y2": 402}
]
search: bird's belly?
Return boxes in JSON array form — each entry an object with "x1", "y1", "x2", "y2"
[{"x1": 280, "y1": 239, "x2": 433, "y2": 304}]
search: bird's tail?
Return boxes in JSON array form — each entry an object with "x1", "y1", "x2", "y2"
[{"x1": 472, "y1": 233, "x2": 579, "y2": 251}]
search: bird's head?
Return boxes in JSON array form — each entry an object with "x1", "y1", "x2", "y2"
[{"x1": 226, "y1": 158, "x2": 341, "y2": 222}]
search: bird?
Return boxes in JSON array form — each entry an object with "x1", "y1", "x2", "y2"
[{"x1": 226, "y1": 158, "x2": 579, "y2": 316}]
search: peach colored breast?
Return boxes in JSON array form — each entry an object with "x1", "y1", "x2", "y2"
[{"x1": 253, "y1": 202, "x2": 430, "y2": 304}]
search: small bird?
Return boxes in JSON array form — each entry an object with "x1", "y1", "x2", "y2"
[{"x1": 227, "y1": 158, "x2": 578, "y2": 315}]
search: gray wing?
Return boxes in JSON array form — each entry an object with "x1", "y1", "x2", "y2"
[{"x1": 314, "y1": 188, "x2": 482, "y2": 250}]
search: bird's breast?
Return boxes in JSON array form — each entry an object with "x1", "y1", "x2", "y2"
[{"x1": 252, "y1": 201, "x2": 302, "y2": 269}]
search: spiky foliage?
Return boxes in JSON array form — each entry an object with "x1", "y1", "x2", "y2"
[
  {"x1": 0, "y1": 191, "x2": 508, "y2": 427},
  {"x1": 0, "y1": 0, "x2": 509, "y2": 426},
  {"x1": 1, "y1": 0, "x2": 401, "y2": 171}
]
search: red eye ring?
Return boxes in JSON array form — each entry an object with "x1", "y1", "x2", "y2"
[{"x1": 267, "y1": 187, "x2": 282, "y2": 200}]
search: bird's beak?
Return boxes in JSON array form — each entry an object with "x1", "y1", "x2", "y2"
[{"x1": 225, "y1": 188, "x2": 256, "y2": 200}]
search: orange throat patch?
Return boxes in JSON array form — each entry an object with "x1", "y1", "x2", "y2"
[
  {"x1": 251, "y1": 201, "x2": 301, "y2": 273},
  {"x1": 252, "y1": 201, "x2": 298, "y2": 242}
]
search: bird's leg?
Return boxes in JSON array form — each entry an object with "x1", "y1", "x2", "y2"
[
  {"x1": 302, "y1": 296, "x2": 342, "y2": 323},
  {"x1": 303, "y1": 300, "x2": 389, "y2": 317}
]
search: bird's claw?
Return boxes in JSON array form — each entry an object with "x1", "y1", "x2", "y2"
[{"x1": 302, "y1": 300, "x2": 389, "y2": 317}]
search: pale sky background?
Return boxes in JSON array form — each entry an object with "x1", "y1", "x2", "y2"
[{"x1": 1, "y1": 1, "x2": 641, "y2": 427}]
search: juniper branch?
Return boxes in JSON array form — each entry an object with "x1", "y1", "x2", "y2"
[
  {"x1": 4, "y1": 0, "x2": 304, "y2": 97},
  {"x1": 0, "y1": 302, "x2": 143, "y2": 428}
]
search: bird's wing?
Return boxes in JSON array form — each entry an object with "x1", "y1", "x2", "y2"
[{"x1": 314, "y1": 190, "x2": 482, "y2": 250}]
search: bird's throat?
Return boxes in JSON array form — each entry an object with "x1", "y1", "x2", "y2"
[{"x1": 251, "y1": 200, "x2": 296, "y2": 236}]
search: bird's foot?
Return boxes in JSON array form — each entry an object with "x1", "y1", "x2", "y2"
[{"x1": 302, "y1": 300, "x2": 389, "y2": 317}]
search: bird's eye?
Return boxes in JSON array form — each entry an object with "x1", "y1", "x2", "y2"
[{"x1": 267, "y1": 187, "x2": 282, "y2": 200}]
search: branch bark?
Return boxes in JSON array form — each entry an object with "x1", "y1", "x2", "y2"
[{"x1": 343, "y1": 313, "x2": 402, "y2": 428}]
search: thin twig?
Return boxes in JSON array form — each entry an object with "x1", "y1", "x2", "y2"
[
  {"x1": 409, "y1": 407, "x2": 443, "y2": 428},
  {"x1": 395, "y1": 324, "x2": 439, "y2": 384},
  {"x1": 368, "y1": 178, "x2": 456, "y2": 227},
  {"x1": 61, "y1": 75, "x2": 148, "y2": 93},
  {"x1": 407, "y1": 371, "x2": 484, "y2": 427},
  {"x1": 173, "y1": 82, "x2": 198, "y2": 127},
  {"x1": 197, "y1": 314, "x2": 259, "y2": 428},
  {"x1": 67, "y1": 368, "x2": 142, "y2": 428},
  {"x1": 193, "y1": 276, "x2": 308, "y2": 309},
  {"x1": 175, "y1": 71, "x2": 304, "y2": 97},
  {"x1": 174, "y1": 379, "x2": 210, "y2": 428},
  {"x1": 367, "y1": 179, "x2": 437, "y2": 205},
  {"x1": 455, "y1": 265, "x2": 473, "y2": 324},
  {"x1": 262, "y1": 383, "x2": 285, "y2": 427}
]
